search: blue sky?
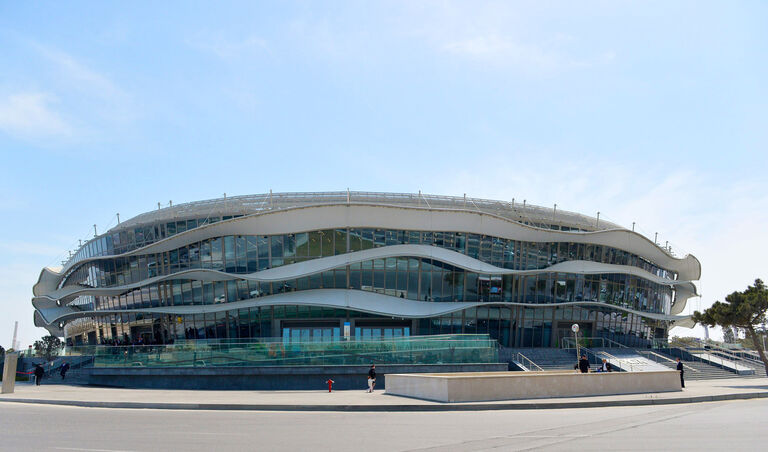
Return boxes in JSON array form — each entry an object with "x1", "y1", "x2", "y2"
[{"x1": 1, "y1": 1, "x2": 767, "y2": 347}]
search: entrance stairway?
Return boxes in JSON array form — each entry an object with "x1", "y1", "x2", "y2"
[
  {"x1": 653, "y1": 358, "x2": 738, "y2": 380},
  {"x1": 589, "y1": 348, "x2": 668, "y2": 372},
  {"x1": 503, "y1": 348, "x2": 580, "y2": 371},
  {"x1": 704, "y1": 349, "x2": 768, "y2": 377},
  {"x1": 501, "y1": 346, "x2": 766, "y2": 380},
  {"x1": 636, "y1": 350, "x2": 755, "y2": 380}
]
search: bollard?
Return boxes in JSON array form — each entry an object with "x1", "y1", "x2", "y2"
[{"x1": 2, "y1": 353, "x2": 19, "y2": 394}]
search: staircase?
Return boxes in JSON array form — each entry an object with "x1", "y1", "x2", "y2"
[
  {"x1": 501, "y1": 346, "x2": 768, "y2": 379},
  {"x1": 18, "y1": 355, "x2": 93, "y2": 386},
  {"x1": 655, "y1": 359, "x2": 737, "y2": 380},
  {"x1": 590, "y1": 348, "x2": 669, "y2": 372},
  {"x1": 643, "y1": 350, "x2": 750, "y2": 380},
  {"x1": 732, "y1": 360, "x2": 768, "y2": 377},
  {"x1": 503, "y1": 348, "x2": 580, "y2": 371},
  {"x1": 706, "y1": 350, "x2": 768, "y2": 377}
]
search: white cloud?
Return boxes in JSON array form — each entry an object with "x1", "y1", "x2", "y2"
[
  {"x1": 190, "y1": 34, "x2": 270, "y2": 60},
  {"x1": 443, "y1": 35, "x2": 570, "y2": 71},
  {"x1": 386, "y1": 1, "x2": 609, "y2": 73},
  {"x1": 0, "y1": 41, "x2": 137, "y2": 146},
  {"x1": 33, "y1": 44, "x2": 127, "y2": 103},
  {"x1": 23, "y1": 42, "x2": 137, "y2": 128},
  {"x1": 0, "y1": 92, "x2": 73, "y2": 140},
  {"x1": 439, "y1": 32, "x2": 616, "y2": 73}
]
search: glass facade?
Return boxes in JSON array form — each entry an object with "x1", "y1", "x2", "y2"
[
  {"x1": 63, "y1": 303, "x2": 666, "y2": 349},
  {"x1": 37, "y1": 194, "x2": 691, "y2": 350},
  {"x1": 60, "y1": 229, "x2": 676, "y2": 290}
]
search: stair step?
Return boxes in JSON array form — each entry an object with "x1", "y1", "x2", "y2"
[{"x1": 501, "y1": 347, "x2": 767, "y2": 380}]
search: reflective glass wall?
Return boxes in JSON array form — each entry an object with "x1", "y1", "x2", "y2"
[
  {"x1": 57, "y1": 225, "x2": 678, "y2": 348},
  {"x1": 61, "y1": 228, "x2": 676, "y2": 290},
  {"x1": 65, "y1": 304, "x2": 663, "y2": 349}
]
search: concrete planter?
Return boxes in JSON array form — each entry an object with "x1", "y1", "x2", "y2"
[{"x1": 386, "y1": 370, "x2": 682, "y2": 402}]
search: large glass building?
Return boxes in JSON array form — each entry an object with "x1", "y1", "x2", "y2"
[{"x1": 33, "y1": 191, "x2": 699, "y2": 348}]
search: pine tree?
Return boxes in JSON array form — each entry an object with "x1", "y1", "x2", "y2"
[{"x1": 693, "y1": 279, "x2": 768, "y2": 376}]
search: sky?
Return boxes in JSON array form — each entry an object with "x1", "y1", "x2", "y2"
[{"x1": 1, "y1": 1, "x2": 767, "y2": 349}]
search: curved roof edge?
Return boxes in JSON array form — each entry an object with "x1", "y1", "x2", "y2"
[
  {"x1": 111, "y1": 191, "x2": 625, "y2": 232},
  {"x1": 670, "y1": 283, "x2": 699, "y2": 315}
]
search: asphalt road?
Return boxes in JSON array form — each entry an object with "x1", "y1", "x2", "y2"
[{"x1": 2, "y1": 399, "x2": 766, "y2": 451}]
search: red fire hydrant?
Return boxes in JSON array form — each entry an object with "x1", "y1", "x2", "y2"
[{"x1": 326, "y1": 379, "x2": 335, "y2": 392}]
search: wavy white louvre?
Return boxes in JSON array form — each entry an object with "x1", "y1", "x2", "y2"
[
  {"x1": 33, "y1": 244, "x2": 694, "y2": 305},
  {"x1": 35, "y1": 288, "x2": 692, "y2": 335},
  {"x1": 31, "y1": 245, "x2": 697, "y2": 321},
  {"x1": 34, "y1": 204, "x2": 701, "y2": 297}
]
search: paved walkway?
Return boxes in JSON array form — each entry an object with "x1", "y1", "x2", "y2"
[{"x1": 2, "y1": 377, "x2": 767, "y2": 411}]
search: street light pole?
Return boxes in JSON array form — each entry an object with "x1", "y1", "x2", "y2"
[{"x1": 572, "y1": 323, "x2": 580, "y2": 364}]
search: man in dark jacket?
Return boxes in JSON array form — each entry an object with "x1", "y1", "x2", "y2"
[
  {"x1": 676, "y1": 357, "x2": 685, "y2": 388},
  {"x1": 578, "y1": 355, "x2": 590, "y2": 373},
  {"x1": 367, "y1": 364, "x2": 376, "y2": 392},
  {"x1": 60, "y1": 362, "x2": 70, "y2": 380},
  {"x1": 33, "y1": 364, "x2": 44, "y2": 386}
]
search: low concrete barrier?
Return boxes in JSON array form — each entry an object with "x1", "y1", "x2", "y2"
[{"x1": 386, "y1": 370, "x2": 682, "y2": 402}]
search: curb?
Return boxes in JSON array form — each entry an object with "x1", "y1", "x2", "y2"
[{"x1": 1, "y1": 391, "x2": 767, "y2": 411}]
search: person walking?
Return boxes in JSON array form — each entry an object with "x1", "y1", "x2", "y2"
[
  {"x1": 578, "y1": 355, "x2": 590, "y2": 373},
  {"x1": 34, "y1": 364, "x2": 44, "y2": 386},
  {"x1": 367, "y1": 364, "x2": 376, "y2": 392},
  {"x1": 60, "y1": 362, "x2": 70, "y2": 380},
  {"x1": 676, "y1": 357, "x2": 685, "y2": 388}
]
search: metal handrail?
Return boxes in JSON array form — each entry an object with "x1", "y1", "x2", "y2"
[
  {"x1": 699, "y1": 343, "x2": 764, "y2": 368},
  {"x1": 578, "y1": 346, "x2": 632, "y2": 372},
  {"x1": 594, "y1": 349, "x2": 632, "y2": 371},
  {"x1": 516, "y1": 352, "x2": 544, "y2": 371},
  {"x1": 665, "y1": 338, "x2": 766, "y2": 373},
  {"x1": 662, "y1": 344, "x2": 754, "y2": 374},
  {"x1": 561, "y1": 337, "x2": 628, "y2": 349},
  {"x1": 636, "y1": 350, "x2": 700, "y2": 373},
  {"x1": 683, "y1": 346, "x2": 755, "y2": 372}
]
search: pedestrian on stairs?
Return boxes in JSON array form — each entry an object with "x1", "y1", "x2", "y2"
[{"x1": 676, "y1": 357, "x2": 685, "y2": 388}]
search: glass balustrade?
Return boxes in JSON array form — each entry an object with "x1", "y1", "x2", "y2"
[{"x1": 60, "y1": 334, "x2": 499, "y2": 368}]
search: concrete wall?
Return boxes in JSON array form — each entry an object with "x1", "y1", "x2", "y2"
[
  {"x1": 386, "y1": 370, "x2": 682, "y2": 402},
  {"x1": 85, "y1": 363, "x2": 508, "y2": 390}
]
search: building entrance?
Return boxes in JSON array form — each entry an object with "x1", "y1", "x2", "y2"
[
  {"x1": 281, "y1": 319, "x2": 412, "y2": 342},
  {"x1": 281, "y1": 321, "x2": 340, "y2": 343}
]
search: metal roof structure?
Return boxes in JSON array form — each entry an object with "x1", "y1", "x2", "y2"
[{"x1": 111, "y1": 191, "x2": 621, "y2": 233}]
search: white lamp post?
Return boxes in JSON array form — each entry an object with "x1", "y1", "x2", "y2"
[{"x1": 572, "y1": 323, "x2": 580, "y2": 362}]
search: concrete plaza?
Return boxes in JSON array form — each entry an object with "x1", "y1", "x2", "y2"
[
  {"x1": 1, "y1": 377, "x2": 767, "y2": 410},
  {"x1": 2, "y1": 396, "x2": 767, "y2": 451}
]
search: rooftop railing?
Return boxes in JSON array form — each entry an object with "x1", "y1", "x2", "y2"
[{"x1": 110, "y1": 191, "x2": 619, "y2": 233}]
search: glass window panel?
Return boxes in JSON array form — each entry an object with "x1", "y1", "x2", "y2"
[
  {"x1": 271, "y1": 235, "x2": 284, "y2": 258},
  {"x1": 246, "y1": 236, "x2": 259, "y2": 272},
  {"x1": 321, "y1": 230, "x2": 334, "y2": 257},
  {"x1": 335, "y1": 229, "x2": 347, "y2": 255},
  {"x1": 348, "y1": 229, "x2": 362, "y2": 252},
  {"x1": 211, "y1": 238, "x2": 223, "y2": 270},
  {"x1": 295, "y1": 232, "x2": 309, "y2": 256}
]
